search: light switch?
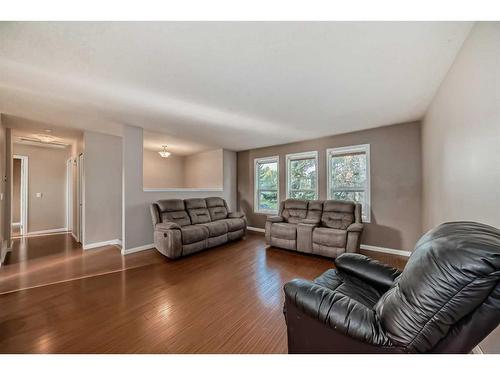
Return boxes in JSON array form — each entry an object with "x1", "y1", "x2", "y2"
[
  {"x1": 36, "y1": 192, "x2": 43, "y2": 198},
  {"x1": 0, "y1": 193, "x2": 3, "y2": 200}
]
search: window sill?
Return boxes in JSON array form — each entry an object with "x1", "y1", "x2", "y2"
[{"x1": 143, "y1": 188, "x2": 223, "y2": 193}]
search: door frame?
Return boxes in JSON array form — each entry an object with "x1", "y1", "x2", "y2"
[
  {"x1": 66, "y1": 158, "x2": 73, "y2": 233},
  {"x1": 13, "y1": 155, "x2": 29, "y2": 236},
  {"x1": 77, "y1": 153, "x2": 85, "y2": 244}
]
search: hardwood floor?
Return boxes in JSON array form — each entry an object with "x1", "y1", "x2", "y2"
[
  {"x1": 0, "y1": 233, "x2": 165, "y2": 294},
  {"x1": 0, "y1": 232, "x2": 407, "y2": 353}
]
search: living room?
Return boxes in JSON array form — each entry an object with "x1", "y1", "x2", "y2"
[{"x1": 0, "y1": 1, "x2": 499, "y2": 373}]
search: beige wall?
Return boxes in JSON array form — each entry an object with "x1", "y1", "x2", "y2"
[
  {"x1": 237, "y1": 121, "x2": 422, "y2": 251},
  {"x1": 13, "y1": 143, "x2": 70, "y2": 233},
  {"x1": 83, "y1": 131, "x2": 122, "y2": 245},
  {"x1": 143, "y1": 150, "x2": 185, "y2": 188},
  {"x1": 12, "y1": 158, "x2": 21, "y2": 223},
  {"x1": 123, "y1": 125, "x2": 236, "y2": 251},
  {"x1": 143, "y1": 148, "x2": 224, "y2": 189},
  {"x1": 422, "y1": 22, "x2": 500, "y2": 354},
  {"x1": 0, "y1": 116, "x2": 6, "y2": 263},
  {"x1": 184, "y1": 149, "x2": 223, "y2": 188}
]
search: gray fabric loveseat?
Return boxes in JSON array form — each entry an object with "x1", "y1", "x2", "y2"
[
  {"x1": 150, "y1": 197, "x2": 246, "y2": 259},
  {"x1": 265, "y1": 199, "x2": 363, "y2": 258}
]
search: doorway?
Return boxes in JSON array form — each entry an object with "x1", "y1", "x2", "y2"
[{"x1": 12, "y1": 155, "x2": 28, "y2": 237}]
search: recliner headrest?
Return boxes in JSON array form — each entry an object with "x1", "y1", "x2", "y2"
[
  {"x1": 284, "y1": 199, "x2": 308, "y2": 210},
  {"x1": 185, "y1": 198, "x2": 207, "y2": 209},
  {"x1": 157, "y1": 199, "x2": 185, "y2": 212},
  {"x1": 376, "y1": 221, "x2": 500, "y2": 352},
  {"x1": 206, "y1": 197, "x2": 226, "y2": 208}
]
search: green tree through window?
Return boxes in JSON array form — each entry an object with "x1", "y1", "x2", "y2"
[
  {"x1": 287, "y1": 152, "x2": 318, "y2": 200},
  {"x1": 255, "y1": 157, "x2": 279, "y2": 213}
]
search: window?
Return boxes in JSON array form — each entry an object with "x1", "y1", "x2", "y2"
[
  {"x1": 327, "y1": 144, "x2": 371, "y2": 222},
  {"x1": 254, "y1": 156, "x2": 279, "y2": 214},
  {"x1": 286, "y1": 151, "x2": 318, "y2": 200}
]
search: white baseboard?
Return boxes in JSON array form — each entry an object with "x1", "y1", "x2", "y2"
[
  {"x1": 71, "y1": 232, "x2": 79, "y2": 242},
  {"x1": 25, "y1": 228, "x2": 69, "y2": 236},
  {"x1": 121, "y1": 243, "x2": 154, "y2": 255},
  {"x1": 472, "y1": 345, "x2": 484, "y2": 354},
  {"x1": 360, "y1": 244, "x2": 411, "y2": 257},
  {"x1": 247, "y1": 226, "x2": 265, "y2": 233},
  {"x1": 12, "y1": 222, "x2": 21, "y2": 226},
  {"x1": 83, "y1": 239, "x2": 122, "y2": 250}
]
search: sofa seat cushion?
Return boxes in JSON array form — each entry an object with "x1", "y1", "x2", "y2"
[
  {"x1": 271, "y1": 222, "x2": 297, "y2": 240},
  {"x1": 222, "y1": 218, "x2": 246, "y2": 232},
  {"x1": 314, "y1": 269, "x2": 382, "y2": 308},
  {"x1": 199, "y1": 221, "x2": 228, "y2": 237},
  {"x1": 313, "y1": 227, "x2": 346, "y2": 248},
  {"x1": 181, "y1": 225, "x2": 209, "y2": 245}
]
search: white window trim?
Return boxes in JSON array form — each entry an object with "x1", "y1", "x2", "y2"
[
  {"x1": 326, "y1": 144, "x2": 371, "y2": 223},
  {"x1": 254, "y1": 155, "x2": 280, "y2": 214},
  {"x1": 285, "y1": 151, "x2": 319, "y2": 200}
]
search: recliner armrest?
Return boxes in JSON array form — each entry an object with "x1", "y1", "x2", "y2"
[
  {"x1": 284, "y1": 279, "x2": 392, "y2": 347},
  {"x1": 155, "y1": 222, "x2": 181, "y2": 231},
  {"x1": 300, "y1": 219, "x2": 319, "y2": 225},
  {"x1": 228, "y1": 211, "x2": 245, "y2": 219},
  {"x1": 334, "y1": 253, "x2": 402, "y2": 291},
  {"x1": 267, "y1": 215, "x2": 284, "y2": 223},
  {"x1": 347, "y1": 223, "x2": 364, "y2": 232}
]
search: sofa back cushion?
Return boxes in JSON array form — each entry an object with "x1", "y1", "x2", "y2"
[
  {"x1": 185, "y1": 198, "x2": 212, "y2": 224},
  {"x1": 282, "y1": 199, "x2": 308, "y2": 224},
  {"x1": 157, "y1": 199, "x2": 191, "y2": 227},
  {"x1": 321, "y1": 200, "x2": 355, "y2": 229},
  {"x1": 375, "y1": 222, "x2": 500, "y2": 353},
  {"x1": 306, "y1": 200, "x2": 323, "y2": 223},
  {"x1": 205, "y1": 197, "x2": 228, "y2": 221}
]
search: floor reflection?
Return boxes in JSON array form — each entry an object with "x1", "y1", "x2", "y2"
[{"x1": 254, "y1": 248, "x2": 282, "y2": 307}]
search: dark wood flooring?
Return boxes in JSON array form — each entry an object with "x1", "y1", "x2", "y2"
[{"x1": 0, "y1": 232, "x2": 407, "y2": 353}]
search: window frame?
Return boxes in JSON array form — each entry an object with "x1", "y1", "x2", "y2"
[
  {"x1": 254, "y1": 155, "x2": 280, "y2": 214},
  {"x1": 285, "y1": 151, "x2": 319, "y2": 200},
  {"x1": 326, "y1": 144, "x2": 371, "y2": 222}
]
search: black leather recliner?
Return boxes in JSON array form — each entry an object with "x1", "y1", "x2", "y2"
[{"x1": 283, "y1": 222, "x2": 500, "y2": 353}]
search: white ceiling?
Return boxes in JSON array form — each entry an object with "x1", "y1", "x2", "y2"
[
  {"x1": 0, "y1": 22, "x2": 473, "y2": 151},
  {"x1": 5, "y1": 115, "x2": 83, "y2": 147}
]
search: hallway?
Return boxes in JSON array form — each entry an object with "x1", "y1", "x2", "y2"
[{"x1": 0, "y1": 233, "x2": 164, "y2": 295}]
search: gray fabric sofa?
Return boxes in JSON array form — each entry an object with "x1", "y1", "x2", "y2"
[
  {"x1": 265, "y1": 199, "x2": 363, "y2": 258},
  {"x1": 150, "y1": 197, "x2": 246, "y2": 259}
]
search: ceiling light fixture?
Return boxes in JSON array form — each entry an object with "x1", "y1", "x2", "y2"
[
  {"x1": 35, "y1": 134, "x2": 56, "y2": 143},
  {"x1": 159, "y1": 145, "x2": 171, "y2": 158}
]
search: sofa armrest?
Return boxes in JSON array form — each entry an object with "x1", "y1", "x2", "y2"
[
  {"x1": 334, "y1": 253, "x2": 402, "y2": 291},
  {"x1": 155, "y1": 222, "x2": 181, "y2": 231},
  {"x1": 267, "y1": 215, "x2": 284, "y2": 223},
  {"x1": 284, "y1": 279, "x2": 392, "y2": 347},
  {"x1": 347, "y1": 223, "x2": 364, "y2": 232},
  {"x1": 228, "y1": 211, "x2": 245, "y2": 219}
]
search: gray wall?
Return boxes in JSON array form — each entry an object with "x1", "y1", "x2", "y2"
[
  {"x1": 122, "y1": 125, "x2": 237, "y2": 251},
  {"x1": 237, "y1": 121, "x2": 422, "y2": 251},
  {"x1": 13, "y1": 143, "x2": 70, "y2": 233},
  {"x1": 83, "y1": 131, "x2": 122, "y2": 245},
  {"x1": 422, "y1": 22, "x2": 500, "y2": 354}
]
